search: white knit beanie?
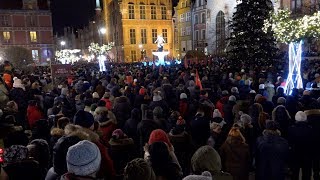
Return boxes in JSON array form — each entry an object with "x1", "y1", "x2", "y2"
[{"x1": 295, "y1": 111, "x2": 307, "y2": 122}]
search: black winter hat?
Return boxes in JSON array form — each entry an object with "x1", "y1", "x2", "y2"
[
  {"x1": 53, "y1": 136, "x2": 81, "y2": 175},
  {"x1": 73, "y1": 110, "x2": 95, "y2": 128}
]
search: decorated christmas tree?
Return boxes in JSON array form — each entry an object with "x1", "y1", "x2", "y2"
[{"x1": 227, "y1": 0, "x2": 280, "y2": 69}]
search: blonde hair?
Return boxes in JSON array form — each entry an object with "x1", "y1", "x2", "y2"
[{"x1": 226, "y1": 127, "x2": 246, "y2": 144}]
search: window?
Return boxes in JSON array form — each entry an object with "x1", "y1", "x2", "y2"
[
  {"x1": 291, "y1": 0, "x2": 302, "y2": 12},
  {"x1": 201, "y1": 13, "x2": 206, "y2": 23},
  {"x1": 181, "y1": 2, "x2": 185, "y2": 8},
  {"x1": 180, "y1": 14, "x2": 185, "y2": 22},
  {"x1": 32, "y1": 50, "x2": 39, "y2": 61},
  {"x1": 162, "y1": 29, "x2": 168, "y2": 42},
  {"x1": 30, "y1": 31, "x2": 37, "y2": 42},
  {"x1": 131, "y1": 50, "x2": 137, "y2": 62},
  {"x1": 195, "y1": 30, "x2": 199, "y2": 40},
  {"x1": 130, "y1": 29, "x2": 136, "y2": 44},
  {"x1": 198, "y1": 0, "x2": 201, "y2": 7},
  {"x1": 151, "y1": 6, "x2": 156, "y2": 19},
  {"x1": 194, "y1": 15, "x2": 198, "y2": 24},
  {"x1": 161, "y1": 7, "x2": 167, "y2": 20},
  {"x1": 128, "y1": 4, "x2": 135, "y2": 19},
  {"x1": 216, "y1": 11, "x2": 226, "y2": 54},
  {"x1": 181, "y1": 27, "x2": 185, "y2": 36},
  {"x1": 186, "y1": 12, "x2": 191, "y2": 21},
  {"x1": 185, "y1": 0, "x2": 188, "y2": 7},
  {"x1": 3, "y1": 32, "x2": 10, "y2": 42},
  {"x1": 140, "y1": 6, "x2": 146, "y2": 19},
  {"x1": 141, "y1": 29, "x2": 147, "y2": 44},
  {"x1": 152, "y1": 29, "x2": 157, "y2": 43},
  {"x1": 0, "y1": 15, "x2": 9, "y2": 26},
  {"x1": 27, "y1": 15, "x2": 37, "y2": 26},
  {"x1": 201, "y1": 29, "x2": 206, "y2": 39},
  {"x1": 186, "y1": 26, "x2": 191, "y2": 35}
]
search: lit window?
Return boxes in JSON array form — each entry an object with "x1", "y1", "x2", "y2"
[
  {"x1": 30, "y1": 31, "x2": 37, "y2": 42},
  {"x1": 141, "y1": 29, "x2": 147, "y2": 44},
  {"x1": 140, "y1": 6, "x2": 146, "y2": 19},
  {"x1": 32, "y1": 50, "x2": 39, "y2": 61},
  {"x1": 161, "y1": 7, "x2": 167, "y2": 20},
  {"x1": 3, "y1": 32, "x2": 10, "y2": 42},
  {"x1": 152, "y1": 29, "x2": 157, "y2": 43},
  {"x1": 162, "y1": 29, "x2": 168, "y2": 42},
  {"x1": 129, "y1": 29, "x2": 136, "y2": 44},
  {"x1": 151, "y1": 6, "x2": 156, "y2": 19},
  {"x1": 180, "y1": 14, "x2": 185, "y2": 22},
  {"x1": 186, "y1": 12, "x2": 191, "y2": 21},
  {"x1": 128, "y1": 4, "x2": 135, "y2": 19}
]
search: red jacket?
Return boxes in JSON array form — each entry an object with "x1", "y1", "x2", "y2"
[
  {"x1": 216, "y1": 96, "x2": 229, "y2": 118},
  {"x1": 179, "y1": 100, "x2": 188, "y2": 118},
  {"x1": 27, "y1": 105, "x2": 43, "y2": 128},
  {"x1": 101, "y1": 98, "x2": 112, "y2": 110}
]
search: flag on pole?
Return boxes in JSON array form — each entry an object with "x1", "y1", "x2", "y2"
[{"x1": 196, "y1": 69, "x2": 203, "y2": 90}]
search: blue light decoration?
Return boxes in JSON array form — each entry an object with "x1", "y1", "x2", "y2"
[
  {"x1": 98, "y1": 55, "x2": 106, "y2": 72},
  {"x1": 175, "y1": 59, "x2": 182, "y2": 64},
  {"x1": 284, "y1": 40, "x2": 303, "y2": 95},
  {"x1": 148, "y1": 61, "x2": 153, "y2": 66},
  {"x1": 142, "y1": 62, "x2": 147, "y2": 66},
  {"x1": 165, "y1": 61, "x2": 171, "y2": 66}
]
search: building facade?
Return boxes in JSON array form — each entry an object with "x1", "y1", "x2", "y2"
[
  {"x1": 103, "y1": 0, "x2": 173, "y2": 63},
  {"x1": 175, "y1": 0, "x2": 192, "y2": 57},
  {"x1": 192, "y1": 0, "x2": 207, "y2": 53},
  {"x1": 0, "y1": 0, "x2": 54, "y2": 64}
]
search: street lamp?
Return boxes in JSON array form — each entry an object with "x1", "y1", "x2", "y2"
[
  {"x1": 60, "y1": 41, "x2": 66, "y2": 49},
  {"x1": 99, "y1": 27, "x2": 106, "y2": 45}
]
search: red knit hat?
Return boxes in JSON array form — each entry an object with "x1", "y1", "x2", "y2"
[
  {"x1": 148, "y1": 129, "x2": 172, "y2": 147},
  {"x1": 139, "y1": 87, "x2": 146, "y2": 95}
]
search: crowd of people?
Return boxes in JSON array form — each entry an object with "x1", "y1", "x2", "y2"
[{"x1": 0, "y1": 60, "x2": 319, "y2": 180}]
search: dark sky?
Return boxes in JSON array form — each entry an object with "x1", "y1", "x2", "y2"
[
  {"x1": 50, "y1": 0, "x2": 97, "y2": 35},
  {"x1": 0, "y1": 0, "x2": 97, "y2": 35}
]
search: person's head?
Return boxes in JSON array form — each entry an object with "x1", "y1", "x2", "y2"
[
  {"x1": 124, "y1": 158, "x2": 156, "y2": 180},
  {"x1": 148, "y1": 142, "x2": 171, "y2": 173},
  {"x1": 226, "y1": 127, "x2": 246, "y2": 144},
  {"x1": 295, "y1": 111, "x2": 307, "y2": 122},
  {"x1": 191, "y1": 145, "x2": 221, "y2": 175},
  {"x1": 27, "y1": 139, "x2": 50, "y2": 168},
  {"x1": 57, "y1": 117, "x2": 70, "y2": 129},
  {"x1": 277, "y1": 97, "x2": 286, "y2": 105},
  {"x1": 153, "y1": 106, "x2": 163, "y2": 119},
  {"x1": 210, "y1": 117, "x2": 226, "y2": 134},
  {"x1": 131, "y1": 108, "x2": 141, "y2": 120},
  {"x1": 183, "y1": 171, "x2": 212, "y2": 180},
  {"x1": 66, "y1": 140, "x2": 101, "y2": 177},
  {"x1": 277, "y1": 87, "x2": 284, "y2": 95},
  {"x1": 52, "y1": 136, "x2": 82, "y2": 175},
  {"x1": 239, "y1": 111, "x2": 252, "y2": 126},
  {"x1": 148, "y1": 129, "x2": 172, "y2": 147},
  {"x1": 73, "y1": 110, "x2": 95, "y2": 130}
]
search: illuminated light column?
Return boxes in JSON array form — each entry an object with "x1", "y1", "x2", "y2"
[
  {"x1": 152, "y1": 51, "x2": 169, "y2": 66},
  {"x1": 98, "y1": 55, "x2": 106, "y2": 72},
  {"x1": 284, "y1": 40, "x2": 303, "y2": 95}
]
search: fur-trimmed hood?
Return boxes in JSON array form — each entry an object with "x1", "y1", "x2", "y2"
[{"x1": 50, "y1": 128, "x2": 65, "y2": 137}]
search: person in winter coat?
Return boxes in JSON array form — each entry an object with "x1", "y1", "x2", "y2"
[
  {"x1": 216, "y1": 90, "x2": 229, "y2": 118},
  {"x1": 191, "y1": 145, "x2": 232, "y2": 180},
  {"x1": 149, "y1": 91, "x2": 169, "y2": 118},
  {"x1": 179, "y1": 93, "x2": 189, "y2": 119},
  {"x1": 60, "y1": 140, "x2": 102, "y2": 180},
  {"x1": 10, "y1": 78, "x2": 28, "y2": 127},
  {"x1": 272, "y1": 87, "x2": 287, "y2": 105},
  {"x1": 123, "y1": 108, "x2": 141, "y2": 145},
  {"x1": 220, "y1": 127, "x2": 250, "y2": 180},
  {"x1": 113, "y1": 96, "x2": 132, "y2": 129},
  {"x1": 0, "y1": 78, "x2": 9, "y2": 109},
  {"x1": 255, "y1": 120, "x2": 289, "y2": 180},
  {"x1": 27, "y1": 100, "x2": 44, "y2": 129},
  {"x1": 207, "y1": 116, "x2": 226, "y2": 150},
  {"x1": 305, "y1": 106, "x2": 320, "y2": 180},
  {"x1": 288, "y1": 111, "x2": 315, "y2": 180},
  {"x1": 223, "y1": 95, "x2": 237, "y2": 125},
  {"x1": 191, "y1": 105, "x2": 211, "y2": 149},
  {"x1": 95, "y1": 107, "x2": 117, "y2": 146},
  {"x1": 272, "y1": 104, "x2": 291, "y2": 138},
  {"x1": 101, "y1": 91, "x2": 113, "y2": 110},
  {"x1": 134, "y1": 87, "x2": 150, "y2": 109},
  {"x1": 95, "y1": 81, "x2": 106, "y2": 98},
  {"x1": 146, "y1": 142, "x2": 182, "y2": 180}
]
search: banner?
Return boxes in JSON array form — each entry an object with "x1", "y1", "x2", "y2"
[{"x1": 51, "y1": 64, "x2": 72, "y2": 77}]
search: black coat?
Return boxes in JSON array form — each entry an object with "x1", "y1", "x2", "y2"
[
  {"x1": 255, "y1": 131, "x2": 289, "y2": 180},
  {"x1": 287, "y1": 121, "x2": 315, "y2": 162},
  {"x1": 190, "y1": 114, "x2": 211, "y2": 148}
]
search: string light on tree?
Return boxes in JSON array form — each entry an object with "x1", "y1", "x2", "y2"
[
  {"x1": 264, "y1": 9, "x2": 320, "y2": 94},
  {"x1": 88, "y1": 42, "x2": 114, "y2": 72}
]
